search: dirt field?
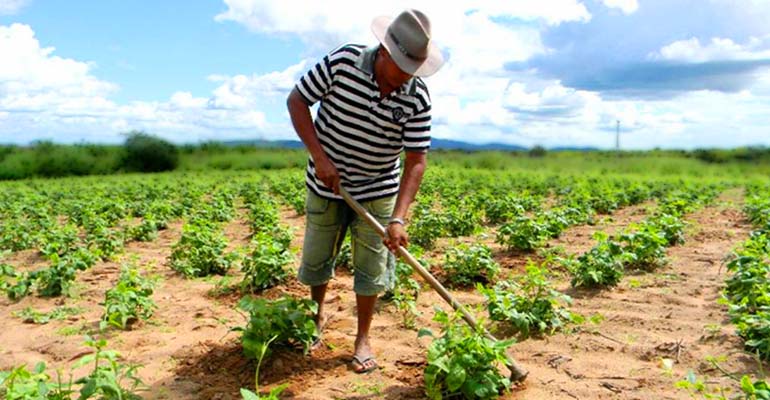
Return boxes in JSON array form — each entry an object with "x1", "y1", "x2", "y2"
[{"x1": 0, "y1": 189, "x2": 762, "y2": 399}]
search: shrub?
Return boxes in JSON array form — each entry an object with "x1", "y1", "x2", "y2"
[
  {"x1": 121, "y1": 131, "x2": 179, "y2": 172},
  {"x1": 528, "y1": 145, "x2": 547, "y2": 158}
]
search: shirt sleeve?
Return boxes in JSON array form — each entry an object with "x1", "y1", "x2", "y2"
[
  {"x1": 295, "y1": 54, "x2": 333, "y2": 105},
  {"x1": 403, "y1": 104, "x2": 431, "y2": 152}
]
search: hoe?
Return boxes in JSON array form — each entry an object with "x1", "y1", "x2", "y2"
[{"x1": 339, "y1": 186, "x2": 529, "y2": 383}]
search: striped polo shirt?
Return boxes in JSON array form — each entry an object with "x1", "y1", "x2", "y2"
[{"x1": 295, "y1": 43, "x2": 432, "y2": 202}]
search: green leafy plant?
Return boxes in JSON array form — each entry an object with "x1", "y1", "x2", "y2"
[
  {"x1": 86, "y1": 226, "x2": 125, "y2": 260},
  {"x1": 496, "y1": 216, "x2": 550, "y2": 252},
  {"x1": 483, "y1": 195, "x2": 527, "y2": 225},
  {"x1": 648, "y1": 213, "x2": 686, "y2": 246},
  {"x1": 618, "y1": 223, "x2": 669, "y2": 271},
  {"x1": 443, "y1": 243, "x2": 499, "y2": 288},
  {"x1": 408, "y1": 201, "x2": 446, "y2": 250},
  {"x1": 388, "y1": 245, "x2": 426, "y2": 329},
  {"x1": 240, "y1": 230, "x2": 294, "y2": 292},
  {"x1": 676, "y1": 358, "x2": 770, "y2": 400},
  {"x1": 246, "y1": 198, "x2": 280, "y2": 235},
  {"x1": 170, "y1": 218, "x2": 237, "y2": 278},
  {"x1": 101, "y1": 265, "x2": 157, "y2": 330},
  {"x1": 72, "y1": 336, "x2": 145, "y2": 399},
  {"x1": 722, "y1": 231, "x2": 770, "y2": 359},
  {"x1": 14, "y1": 306, "x2": 83, "y2": 324},
  {"x1": 0, "y1": 336, "x2": 144, "y2": 399},
  {"x1": 421, "y1": 310, "x2": 513, "y2": 400},
  {"x1": 0, "y1": 261, "x2": 16, "y2": 295},
  {"x1": 0, "y1": 362, "x2": 74, "y2": 399},
  {"x1": 10, "y1": 248, "x2": 100, "y2": 299},
  {"x1": 38, "y1": 223, "x2": 80, "y2": 258},
  {"x1": 235, "y1": 295, "x2": 318, "y2": 357},
  {"x1": 239, "y1": 336, "x2": 289, "y2": 400},
  {"x1": 442, "y1": 202, "x2": 482, "y2": 237},
  {"x1": 568, "y1": 232, "x2": 629, "y2": 288},
  {"x1": 126, "y1": 217, "x2": 160, "y2": 242},
  {"x1": 478, "y1": 261, "x2": 577, "y2": 338}
]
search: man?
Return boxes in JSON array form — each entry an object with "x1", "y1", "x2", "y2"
[{"x1": 286, "y1": 9, "x2": 443, "y2": 373}]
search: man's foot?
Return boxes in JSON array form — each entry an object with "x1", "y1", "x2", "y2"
[
  {"x1": 351, "y1": 355, "x2": 378, "y2": 374},
  {"x1": 352, "y1": 336, "x2": 377, "y2": 373}
]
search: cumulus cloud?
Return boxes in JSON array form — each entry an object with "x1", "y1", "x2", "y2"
[
  {"x1": 0, "y1": 23, "x2": 297, "y2": 144},
  {"x1": 0, "y1": 0, "x2": 30, "y2": 15},
  {"x1": 206, "y1": 60, "x2": 308, "y2": 109},
  {"x1": 650, "y1": 36, "x2": 770, "y2": 62},
  {"x1": 214, "y1": 0, "x2": 591, "y2": 42},
  {"x1": 0, "y1": 24, "x2": 117, "y2": 109},
  {"x1": 599, "y1": 0, "x2": 639, "y2": 14},
  {"x1": 503, "y1": 81, "x2": 602, "y2": 118},
  {"x1": 520, "y1": 0, "x2": 770, "y2": 99}
]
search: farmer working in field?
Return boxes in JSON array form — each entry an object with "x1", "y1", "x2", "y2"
[{"x1": 286, "y1": 9, "x2": 443, "y2": 373}]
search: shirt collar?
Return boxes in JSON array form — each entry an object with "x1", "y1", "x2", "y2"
[{"x1": 355, "y1": 45, "x2": 417, "y2": 96}]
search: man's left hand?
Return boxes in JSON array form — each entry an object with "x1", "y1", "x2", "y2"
[{"x1": 384, "y1": 223, "x2": 408, "y2": 253}]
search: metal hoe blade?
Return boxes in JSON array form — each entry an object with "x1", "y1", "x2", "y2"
[{"x1": 338, "y1": 186, "x2": 529, "y2": 382}]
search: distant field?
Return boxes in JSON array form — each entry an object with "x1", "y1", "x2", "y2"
[{"x1": 2, "y1": 141, "x2": 770, "y2": 180}]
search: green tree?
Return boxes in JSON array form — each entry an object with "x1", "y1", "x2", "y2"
[{"x1": 121, "y1": 131, "x2": 179, "y2": 172}]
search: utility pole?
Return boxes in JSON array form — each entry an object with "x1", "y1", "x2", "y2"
[{"x1": 615, "y1": 120, "x2": 620, "y2": 151}]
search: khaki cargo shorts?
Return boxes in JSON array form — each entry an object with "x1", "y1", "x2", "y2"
[{"x1": 298, "y1": 189, "x2": 396, "y2": 296}]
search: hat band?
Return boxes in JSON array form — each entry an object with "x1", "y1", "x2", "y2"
[{"x1": 388, "y1": 31, "x2": 428, "y2": 62}]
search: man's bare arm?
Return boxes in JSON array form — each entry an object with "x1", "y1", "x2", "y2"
[
  {"x1": 392, "y1": 150, "x2": 427, "y2": 220},
  {"x1": 384, "y1": 150, "x2": 426, "y2": 252},
  {"x1": 286, "y1": 88, "x2": 340, "y2": 193}
]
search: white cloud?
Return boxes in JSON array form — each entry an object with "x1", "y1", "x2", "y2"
[
  {"x1": 215, "y1": 0, "x2": 590, "y2": 52},
  {"x1": 599, "y1": 0, "x2": 639, "y2": 15},
  {"x1": 0, "y1": 0, "x2": 30, "y2": 15},
  {"x1": 650, "y1": 36, "x2": 770, "y2": 62},
  {"x1": 0, "y1": 23, "x2": 117, "y2": 110},
  {"x1": 206, "y1": 60, "x2": 308, "y2": 109},
  {"x1": 0, "y1": 23, "x2": 293, "y2": 144}
]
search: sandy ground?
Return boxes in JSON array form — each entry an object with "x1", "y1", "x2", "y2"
[{"x1": 0, "y1": 189, "x2": 762, "y2": 399}]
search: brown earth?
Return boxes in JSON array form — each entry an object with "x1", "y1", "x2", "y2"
[{"x1": 0, "y1": 190, "x2": 763, "y2": 399}]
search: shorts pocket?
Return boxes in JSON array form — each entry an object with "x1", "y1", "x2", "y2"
[
  {"x1": 306, "y1": 191, "x2": 338, "y2": 228},
  {"x1": 352, "y1": 223, "x2": 388, "y2": 280}
]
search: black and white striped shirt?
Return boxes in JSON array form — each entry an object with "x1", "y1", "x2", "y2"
[{"x1": 295, "y1": 43, "x2": 432, "y2": 202}]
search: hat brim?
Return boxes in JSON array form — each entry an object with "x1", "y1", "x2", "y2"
[{"x1": 371, "y1": 15, "x2": 444, "y2": 78}]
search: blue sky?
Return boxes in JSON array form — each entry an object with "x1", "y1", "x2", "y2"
[{"x1": 1, "y1": 0, "x2": 769, "y2": 149}]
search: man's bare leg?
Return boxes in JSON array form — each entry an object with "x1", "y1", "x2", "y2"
[
  {"x1": 311, "y1": 283, "x2": 328, "y2": 348},
  {"x1": 353, "y1": 293, "x2": 378, "y2": 372}
]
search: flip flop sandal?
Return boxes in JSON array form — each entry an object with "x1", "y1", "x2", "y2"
[{"x1": 351, "y1": 355, "x2": 378, "y2": 374}]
